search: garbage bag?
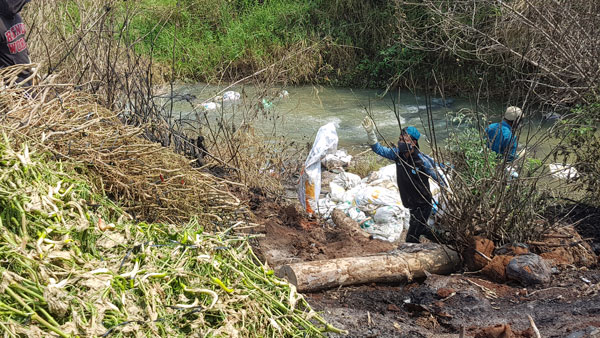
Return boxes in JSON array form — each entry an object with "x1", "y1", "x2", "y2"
[
  {"x1": 315, "y1": 198, "x2": 337, "y2": 219},
  {"x1": 329, "y1": 171, "x2": 362, "y2": 203},
  {"x1": 373, "y1": 205, "x2": 409, "y2": 226},
  {"x1": 322, "y1": 149, "x2": 353, "y2": 170},
  {"x1": 332, "y1": 171, "x2": 361, "y2": 189},
  {"x1": 366, "y1": 164, "x2": 396, "y2": 185},
  {"x1": 354, "y1": 186, "x2": 403, "y2": 209},
  {"x1": 549, "y1": 163, "x2": 579, "y2": 180},
  {"x1": 222, "y1": 91, "x2": 241, "y2": 102},
  {"x1": 366, "y1": 205, "x2": 411, "y2": 243},
  {"x1": 298, "y1": 123, "x2": 338, "y2": 213}
]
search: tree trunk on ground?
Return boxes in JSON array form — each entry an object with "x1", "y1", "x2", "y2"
[
  {"x1": 277, "y1": 243, "x2": 460, "y2": 292},
  {"x1": 330, "y1": 209, "x2": 371, "y2": 239}
]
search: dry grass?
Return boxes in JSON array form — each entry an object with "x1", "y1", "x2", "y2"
[{"x1": 1, "y1": 65, "x2": 241, "y2": 224}]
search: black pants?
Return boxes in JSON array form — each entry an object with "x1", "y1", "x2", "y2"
[{"x1": 405, "y1": 204, "x2": 433, "y2": 243}]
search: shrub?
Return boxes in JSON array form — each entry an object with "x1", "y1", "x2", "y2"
[{"x1": 434, "y1": 112, "x2": 551, "y2": 252}]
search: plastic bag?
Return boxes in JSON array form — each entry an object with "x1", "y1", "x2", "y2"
[
  {"x1": 373, "y1": 205, "x2": 409, "y2": 226},
  {"x1": 549, "y1": 163, "x2": 579, "y2": 180},
  {"x1": 322, "y1": 149, "x2": 353, "y2": 170},
  {"x1": 365, "y1": 205, "x2": 410, "y2": 242},
  {"x1": 366, "y1": 164, "x2": 396, "y2": 184},
  {"x1": 332, "y1": 172, "x2": 361, "y2": 189},
  {"x1": 354, "y1": 186, "x2": 402, "y2": 208},
  {"x1": 222, "y1": 91, "x2": 241, "y2": 102},
  {"x1": 329, "y1": 172, "x2": 363, "y2": 203},
  {"x1": 315, "y1": 198, "x2": 337, "y2": 219},
  {"x1": 298, "y1": 123, "x2": 338, "y2": 213}
]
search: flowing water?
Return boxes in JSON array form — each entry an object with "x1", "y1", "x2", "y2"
[{"x1": 166, "y1": 84, "x2": 557, "y2": 156}]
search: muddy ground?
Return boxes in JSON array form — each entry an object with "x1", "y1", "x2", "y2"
[{"x1": 243, "y1": 188, "x2": 600, "y2": 337}]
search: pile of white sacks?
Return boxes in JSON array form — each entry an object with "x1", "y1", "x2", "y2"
[
  {"x1": 314, "y1": 164, "x2": 443, "y2": 243},
  {"x1": 298, "y1": 123, "x2": 444, "y2": 243}
]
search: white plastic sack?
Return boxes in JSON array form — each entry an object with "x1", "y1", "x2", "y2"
[
  {"x1": 332, "y1": 172, "x2": 361, "y2": 189},
  {"x1": 322, "y1": 149, "x2": 353, "y2": 170},
  {"x1": 354, "y1": 186, "x2": 403, "y2": 209},
  {"x1": 373, "y1": 205, "x2": 409, "y2": 225},
  {"x1": 329, "y1": 182, "x2": 346, "y2": 203},
  {"x1": 298, "y1": 123, "x2": 338, "y2": 213},
  {"x1": 366, "y1": 205, "x2": 411, "y2": 243},
  {"x1": 366, "y1": 164, "x2": 396, "y2": 185},
  {"x1": 222, "y1": 91, "x2": 241, "y2": 102},
  {"x1": 314, "y1": 198, "x2": 337, "y2": 219},
  {"x1": 549, "y1": 163, "x2": 579, "y2": 180},
  {"x1": 329, "y1": 171, "x2": 362, "y2": 203},
  {"x1": 341, "y1": 185, "x2": 364, "y2": 205}
]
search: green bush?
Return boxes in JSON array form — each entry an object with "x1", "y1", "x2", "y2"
[{"x1": 445, "y1": 127, "x2": 500, "y2": 186}]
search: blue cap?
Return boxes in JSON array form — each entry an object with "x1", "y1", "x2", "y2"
[{"x1": 404, "y1": 126, "x2": 420, "y2": 141}]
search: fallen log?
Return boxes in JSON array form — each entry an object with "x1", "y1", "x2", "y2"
[
  {"x1": 330, "y1": 209, "x2": 372, "y2": 239},
  {"x1": 277, "y1": 243, "x2": 460, "y2": 292}
]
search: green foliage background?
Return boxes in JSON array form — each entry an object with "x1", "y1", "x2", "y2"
[{"x1": 127, "y1": 0, "x2": 427, "y2": 87}]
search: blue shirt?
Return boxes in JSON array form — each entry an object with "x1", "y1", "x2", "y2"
[
  {"x1": 485, "y1": 120, "x2": 517, "y2": 162},
  {"x1": 370, "y1": 143, "x2": 444, "y2": 185}
]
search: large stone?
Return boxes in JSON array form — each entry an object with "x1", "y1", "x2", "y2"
[{"x1": 506, "y1": 253, "x2": 551, "y2": 285}]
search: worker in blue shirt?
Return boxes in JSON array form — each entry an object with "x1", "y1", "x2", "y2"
[
  {"x1": 485, "y1": 106, "x2": 523, "y2": 162},
  {"x1": 362, "y1": 117, "x2": 443, "y2": 243}
]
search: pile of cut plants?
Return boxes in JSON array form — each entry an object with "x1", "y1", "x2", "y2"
[
  {"x1": 0, "y1": 133, "x2": 343, "y2": 337},
  {"x1": 0, "y1": 65, "x2": 344, "y2": 336}
]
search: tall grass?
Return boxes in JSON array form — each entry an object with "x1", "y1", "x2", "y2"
[
  {"x1": 123, "y1": 0, "x2": 409, "y2": 86},
  {"x1": 128, "y1": 0, "x2": 318, "y2": 83}
]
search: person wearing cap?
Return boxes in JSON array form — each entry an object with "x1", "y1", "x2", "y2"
[
  {"x1": 485, "y1": 106, "x2": 523, "y2": 162},
  {"x1": 362, "y1": 117, "x2": 443, "y2": 243}
]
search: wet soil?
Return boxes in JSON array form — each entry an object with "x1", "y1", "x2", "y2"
[
  {"x1": 307, "y1": 267, "x2": 600, "y2": 337},
  {"x1": 242, "y1": 188, "x2": 600, "y2": 337}
]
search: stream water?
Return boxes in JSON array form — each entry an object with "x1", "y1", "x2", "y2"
[{"x1": 166, "y1": 84, "x2": 557, "y2": 156}]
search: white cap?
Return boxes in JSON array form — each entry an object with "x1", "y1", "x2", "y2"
[{"x1": 504, "y1": 106, "x2": 523, "y2": 121}]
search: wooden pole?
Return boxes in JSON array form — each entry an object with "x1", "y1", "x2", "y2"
[{"x1": 277, "y1": 243, "x2": 460, "y2": 292}]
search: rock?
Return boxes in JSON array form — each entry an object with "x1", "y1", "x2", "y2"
[
  {"x1": 506, "y1": 254, "x2": 551, "y2": 285},
  {"x1": 464, "y1": 237, "x2": 495, "y2": 271},
  {"x1": 481, "y1": 255, "x2": 513, "y2": 283},
  {"x1": 474, "y1": 323, "x2": 535, "y2": 338}
]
